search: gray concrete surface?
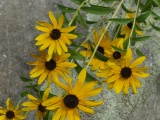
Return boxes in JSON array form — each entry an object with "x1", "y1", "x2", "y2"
[{"x1": 0, "y1": 0, "x2": 160, "y2": 120}]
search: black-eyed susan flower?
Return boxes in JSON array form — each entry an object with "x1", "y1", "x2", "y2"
[
  {"x1": 35, "y1": 11, "x2": 77, "y2": 61},
  {"x1": 42, "y1": 68, "x2": 104, "y2": 120},
  {"x1": 97, "y1": 48, "x2": 149, "y2": 94},
  {"x1": 28, "y1": 51, "x2": 77, "y2": 85},
  {"x1": 0, "y1": 98, "x2": 26, "y2": 120},
  {"x1": 22, "y1": 88, "x2": 51, "y2": 120},
  {"x1": 105, "y1": 38, "x2": 126, "y2": 63},
  {"x1": 121, "y1": 13, "x2": 142, "y2": 39},
  {"x1": 80, "y1": 27, "x2": 111, "y2": 70}
]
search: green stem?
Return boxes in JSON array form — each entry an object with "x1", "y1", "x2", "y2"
[
  {"x1": 128, "y1": 0, "x2": 141, "y2": 48},
  {"x1": 68, "y1": 0, "x2": 89, "y2": 27},
  {"x1": 85, "y1": 0, "x2": 125, "y2": 70},
  {"x1": 75, "y1": 1, "x2": 117, "y2": 52}
]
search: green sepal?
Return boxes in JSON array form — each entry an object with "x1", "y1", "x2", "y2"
[
  {"x1": 20, "y1": 76, "x2": 33, "y2": 82},
  {"x1": 111, "y1": 45, "x2": 126, "y2": 53},
  {"x1": 136, "y1": 49, "x2": 145, "y2": 57}
]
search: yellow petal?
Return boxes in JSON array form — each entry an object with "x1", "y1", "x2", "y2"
[
  {"x1": 22, "y1": 106, "x2": 38, "y2": 111},
  {"x1": 52, "y1": 108, "x2": 62, "y2": 120},
  {"x1": 78, "y1": 104, "x2": 94, "y2": 114},
  {"x1": 123, "y1": 79, "x2": 129, "y2": 94},
  {"x1": 129, "y1": 56, "x2": 146, "y2": 68},
  {"x1": 47, "y1": 41, "x2": 55, "y2": 56},
  {"x1": 58, "y1": 62, "x2": 77, "y2": 68},
  {"x1": 0, "y1": 115, "x2": 6, "y2": 119},
  {"x1": 67, "y1": 110, "x2": 74, "y2": 120},
  {"x1": 22, "y1": 102, "x2": 38, "y2": 107},
  {"x1": 62, "y1": 33, "x2": 77, "y2": 39},
  {"x1": 125, "y1": 48, "x2": 132, "y2": 67},
  {"x1": 30, "y1": 66, "x2": 45, "y2": 75},
  {"x1": 60, "y1": 26, "x2": 76, "y2": 32},
  {"x1": 133, "y1": 76, "x2": 142, "y2": 88},
  {"x1": 74, "y1": 69, "x2": 86, "y2": 92},
  {"x1": 15, "y1": 115, "x2": 27, "y2": 119},
  {"x1": 35, "y1": 26, "x2": 50, "y2": 33},
  {"x1": 42, "y1": 88, "x2": 51, "y2": 101},
  {"x1": 132, "y1": 72, "x2": 149, "y2": 78},
  {"x1": 38, "y1": 70, "x2": 49, "y2": 85},
  {"x1": 28, "y1": 94, "x2": 38, "y2": 101},
  {"x1": 59, "y1": 39, "x2": 68, "y2": 52},
  {"x1": 57, "y1": 14, "x2": 64, "y2": 29},
  {"x1": 130, "y1": 76, "x2": 137, "y2": 94},
  {"x1": 37, "y1": 21, "x2": 53, "y2": 30},
  {"x1": 114, "y1": 78, "x2": 124, "y2": 94},
  {"x1": 79, "y1": 100, "x2": 103, "y2": 107},
  {"x1": 49, "y1": 11, "x2": 57, "y2": 28},
  {"x1": 0, "y1": 109, "x2": 6, "y2": 114},
  {"x1": 60, "y1": 36, "x2": 72, "y2": 45},
  {"x1": 35, "y1": 33, "x2": 49, "y2": 41},
  {"x1": 57, "y1": 53, "x2": 70, "y2": 63},
  {"x1": 73, "y1": 109, "x2": 80, "y2": 120},
  {"x1": 56, "y1": 41, "x2": 62, "y2": 55},
  {"x1": 30, "y1": 68, "x2": 45, "y2": 78},
  {"x1": 107, "y1": 74, "x2": 120, "y2": 83},
  {"x1": 42, "y1": 97, "x2": 62, "y2": 107},
  {"x1": 39, "y1": 40, "x2": 52, "y2": 51}
]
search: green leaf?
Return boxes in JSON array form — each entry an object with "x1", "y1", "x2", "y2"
[
  {"x1": 89, "y1": 41, "x2": 109, "y2": 62},
  {"x1": 25, "y1": 85, "x2": 38, "y2": 88},
  {"x1": 20, "y1": 91, "x2": 29, "y2": 98},
  {"x1": 75, "y1": 61, "x2": 98, "y2": 82},
  {"x1": 123, "y1": 39, "x2": 129, "y2": 49},
  {"x1": 71, "y1": 0, "x2": 84, "y2": 5},
  {"x1": 85, "y1": 20, "x2": 97, "y2": 24},
  {"x1": 136, "y1": 11, "x2": 151, "y2": 23},
  {"x1": 81, "y1": 5, "x2": 115, "y2": 15},
  {"x1": 57, "y1": 4, "x2": 76, "y2": 13},
  {"x1": 153, "y1": 0, "x2": 160, "y2": 7},
  {"x1": 68, "y1": 48, "x2": 85, "y2": 60},
  {"x1": 20, "y1": 76, "x2": 33, "y2": 82},
  {"x1": 108, "y1": 18, "x2": 134, "y2": 24},
  {"x1": 131, "y1": 36, "x2": 150, "y2": 42},
  {"x1": 141, "y1": 0, "x2": 152, "y2": 13},
  {"x1": 111, "y1": 45, "x2": 126, "y2": 53},
  {"x1": 77, "y1": 11, "x2": 88, "y2": 29},
  {"x1": 121, "y1": 4, "x2": 134, "y2": 13},
  {"x1": 102, "y1": 0, "x2": 116, "y2": 2},
  {"x1": 150, "y1": 23, "x2": 160, "y2": 31},
  {"x1": 136, "y1": 49, "x2": 145, "y2": 57},
  {"x1": 135, "y1": 24, "x2": 143, "y2": 31}
]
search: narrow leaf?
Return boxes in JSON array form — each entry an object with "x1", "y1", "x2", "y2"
[
  {"x1": 136, "y1": 49, "x2": 145, "y2": 57},
  {"x1": 77, "y1": 11, "x2": 88, "y2": 28},
  {"x1": 131, "y1": 36, "x2": 150, "y2": 42},
  {"x1": 81, "y1": 5, "x2": 114, "y2": 15},
  {"x1": 20, "y1": 76, "x2": 33, "y2": 82},
  {"x1": 121, "y1": 4, "x2": 134, "y2": 13},
  {"x1": 141, "y1": 0, "x2": 152, "y2": 13},
  {"x1": 68, "y1": 49, "x2": 85, "y2": 60},
  {"x1": 102, "y1": 0, "x2": 116, "y2": 3},
  {"x1": 136, "y1": 11, "x2": 151, "y2": 23},
  {"x1": 57, "y1": 4, "x2": 76, "y2": 13},
  {"x1": 89, "y1": 41, "x2": 109, "y2": 62},
  {"x1": 150, "y1": 23, "x2": 160, "y2": 31},
  {"x1": 20, "y1": 91, "x2": 29, "y2": 98},
  {"x1": 123, "y1": 39, "x2": 129, "y2": 49},
  {"x1": 71, "y1": 0, "x2": 84, "y2": 5},
  {"x1": 109, "y1": 18, "x2": 134, "y2": 24},
  {"x1": 153, "y1": 0, "x2": 160, "y2": 7},
  {"x1": 111, "y1": 45, "x2": 126, "y2": 53}
]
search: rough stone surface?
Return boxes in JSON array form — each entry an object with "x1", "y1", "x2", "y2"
[{"x1": 0, "y1": 0, "x2": 160, "y2": 120}]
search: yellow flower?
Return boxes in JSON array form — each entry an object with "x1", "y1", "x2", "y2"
[
  {"x1": 80, "y1": 27, "x2": 111, "y2": 70},
  {"x1": 42, "y1": 69, "x2": 104, "y2": 120},
  {"x1": 121, "y1": 13, "x2": 142, "y2": 39},
  {"x1": 22, "y1": 88, "x2": 51, "y2": 120},
  {"x1": 0, "y1": 98, "x2": 26, "y2": 120},
  {"x1": 35, "y1": 11, "x2": 77, "y2": 61},
  {"x1": 28, "y1": 51, "x2": 77, "y2": 85},
  {"x1": 105, "y1": 38, "x2": 126, "y2": 63},
  {"x1": 97, "y1": 48, "x2": 149, "y2": 94}
]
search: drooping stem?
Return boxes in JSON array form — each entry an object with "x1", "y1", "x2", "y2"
[
  {"x1": 128, "y1": 0, "x2": 141, "y2": 49},
  {"x1": 76, "y1": 1, "x2": 117, "y2": 52},
  {"x1": 85, "y1": 0, "x2": 125, "y2": 70}
]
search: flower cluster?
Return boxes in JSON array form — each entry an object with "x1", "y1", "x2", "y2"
[{"x1": 1, "y1": 0, "x2": 156, "y2": 119}]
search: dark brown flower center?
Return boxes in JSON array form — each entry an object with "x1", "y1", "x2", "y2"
[
  {"x1": 38, "y1": 104, "x2": 46, "y2": 113},
  {"x1": 45, "y1": 59, "x2": 56, "y2": 70},
  {"x1": 121, "y1": 67, "x2": 132, "y2": 78},
  {"x1": 63, "y1": 94, "x2": 79, "y2": 108},
  {"x1": 127, "y1": 22, "x2": 133, "y2": 29},
  {"x1": 97, "y1": 46, "x2": 104, "y2": 55},
  {"x1": 50, "y1": 29, "x2": 61, "y2": 40},
  {"x1": 6, "y1": 110, "x2": 15, "y2": 119},
  {"x1": 113, "y1": 51, "x2": 121, "y2": 60}
]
